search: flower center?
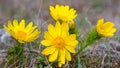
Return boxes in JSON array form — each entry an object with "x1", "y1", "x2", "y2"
[
  {"x1": 16, "y1": 31, "x2": 27, "y2": 39},
  {"x1": 52, "y1": 37, "x2": 65, "y2": 48}
]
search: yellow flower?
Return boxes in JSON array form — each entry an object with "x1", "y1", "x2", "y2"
[
  {"x1": 41, "y1": 22, "x2": 78, "y2": 67},
  {"x1": 96, "y1": 18, "x2": 116, "y2": 37},
  {"x1": 50, "y1": 4, "x2": 77, "y2": 28},
  {"x1": 3, "y1": 19, "x2": 40, "y2": 43}
]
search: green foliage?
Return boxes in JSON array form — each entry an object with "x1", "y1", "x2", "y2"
[
  {"x1": 76, "y1": 28, "x2": 101, "y2": 55},
  {"x1": 7, "y1": 43, "x2": 25, "y2": 67},
  {"x1": 36, "y1": 56, "x2": 44, "y2": 68},
  {"x1": 7, "y1": 45, "x2": 24, "y2": 56},
  {"x1": 69, "y1": 27, "x2": 77, "y2": 34},
  {"x1": 86, "y1": 29, "x2": 101, "y2": 45}
]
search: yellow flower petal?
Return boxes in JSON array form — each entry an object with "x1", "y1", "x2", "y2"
[
  {"x1": 105, "y1": 28, "x2": 117, "y2": 37},
  {"x1": 49, "y1": 49, "x2": 58, "y2": 62},
  {"x1": 61, "y1": 22, "x2": 69, "y2": 32},
  {"x1": 110, "y1": 28, "x2": 116, "y2": 33},
  {"x1": 65, "y1": 40, "x2": 78, "y2": 47},
  {"x1": 44, "y1": 31, "x2": 53, "y2": 41},
  {"x1": 48, "y1": 24, "x2": 57, "y2": 38},
  {"x1": 69, "y1": 34, "x2": 76, "y2": 40},
  {"x1": 27, "y1": 26, "x2": 37, "y2": 33},
  {"x1": 50, "y1": 6, "x2": 55, "y2": 12},
  {"x1": 64, "y1": 34, "x2": 78, "y2": 47},
  {"x1": 58, "y1": 62, "x2": 62, "y2": 67},
  {"x1": 25, "y1": 30, "x2": 40, "y2": 42},
  {"x1": 65, "y1": 49, "x2": 71, "y2": 61},
  {"x1": 8, "y1": 20, "x2": 14, "y2": 30},
  {"x1": 13, "y1": 19, "x2": 19, "y2": 27},
  {"x1": 101, "y1": 22, "x2": 114, "y2": 31},
  {"x1": 61, "y1": 22, "x2": 69, "y2": 38},
  {"x1": 25, "y1": 22, "x2": 33, "y2": 30},
  {"x1": 42, "y1": 46, "x2": 56, "y2": 55},
  {"x1": 65, "y1": 45, "x2": 75, "y2": 53},
  {"x1": 96, "y1": 18, "x2": 104, "y2": 28},
  {"x1": 55, "y1": 21, "x2": 61, "y2": 36},
  {"x1": 41, "y1": 40, "x2": 51, "y2": 46},
  {"x1": 3, "y1": 25, "x2": 14, "y2": 35},
  {"x1": 58, "y1": 48, "x2": 65, "y2": 64},
  {"x1": 19, "y1": 19, "x2": 25, "y2": 29}
]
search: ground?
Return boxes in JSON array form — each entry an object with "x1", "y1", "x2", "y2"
[{"x1": 0, "y1": 0, "x2": 120, "y2": 68}]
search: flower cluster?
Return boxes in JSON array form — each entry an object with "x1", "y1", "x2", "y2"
[
  {"x1": 41, "y1": 5, "x2": 79, "y2": 67},
  {"x1": 3, "y1": 4, "x2": 117, "y2": 68}
]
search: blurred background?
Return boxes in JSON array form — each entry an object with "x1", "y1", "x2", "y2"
[
  {"x1": 0, "y1": 0, "x2": 120, "y2": 27},
  {"x1": 0, "y1": 0, "x2": 120, "y2": 67},
  {"x1": 0, "y1": 0, "x2": 120, "y2": 37}
]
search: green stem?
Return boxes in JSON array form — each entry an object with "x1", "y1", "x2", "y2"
[
  {"x1": 75, "y1": 29, "x2": 101, "y2": 56},
  {"x1": 75, "y1": 44, "x2": 88, "y2": 56},
  {"x1": 78, "y1": 54, "x2": 81, "y2": 68}
]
